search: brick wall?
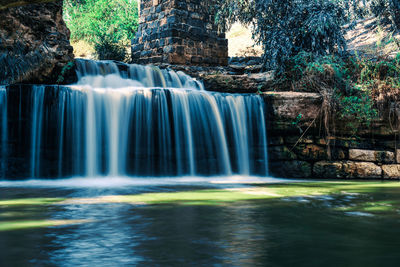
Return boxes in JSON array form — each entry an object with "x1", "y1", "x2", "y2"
[{"x1": 131, "y1": 0, "x2": 228, "y2": 66}]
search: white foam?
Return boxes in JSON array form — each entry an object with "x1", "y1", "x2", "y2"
[
  {"x1": 0, "y1": 176, "x2": 296, "y2": 188},
  {"x1": 345, "y1": 211, "x2": 375, "y2": 217}
]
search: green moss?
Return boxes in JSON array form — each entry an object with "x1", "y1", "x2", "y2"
[
  {"x1": 0, "y1": 219, "x2": 90, "y2": 231},
  {"x1": 337, "y1": 200, "x2": 400, "y2": 214},
  {"x1": 3, "y1": 181, "x2": 400, "y2": 233},
  {"x1": 96, "y1": 190, "x2": 269, "y2": 206},
  {"x1": 2, "y1": 181, "x2": 400, "y2": 208},
  {"x1": 62, "y1": 181, "x2": 400, "y2": 206},
  {"x1": 0, "y1": 198, "x2": 64, "y2": 206}
]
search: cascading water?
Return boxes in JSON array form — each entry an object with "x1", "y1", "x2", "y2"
[
  {"x1": 0, "y1": 86, "x2": 6, "y2": 177},
  {"x1": 1, "y1": 59, "x2": 268, "y2": 179}
]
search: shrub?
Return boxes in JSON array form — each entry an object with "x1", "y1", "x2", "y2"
[
  {"x1": 282, "y1": 52, "x2": 383, "y2": 130},
  {"x1": 94, "y1": 38, "x2": 127, "y2": 62},
  {"x1": 63, "y1": 0, "x2": 138, "y2": 61}
]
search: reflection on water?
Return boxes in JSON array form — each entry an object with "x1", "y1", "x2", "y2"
[{"x1": 1, "y1": 181, "x2": 400, "y2": 266}]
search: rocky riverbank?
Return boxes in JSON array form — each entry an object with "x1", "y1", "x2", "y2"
[{"x1": 0, "y1": 0, "x2": 74, "y2": 85}]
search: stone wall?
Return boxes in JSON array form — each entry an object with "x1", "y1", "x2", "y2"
[
  {"x1": 131, "y1": 0, "x2": 228, "y2": 66},
  {"x1": 264, "y1": 92, "x2": 400, "y2": 179},
  {"x1": 0, "y1": 0, "x2": 74, "y2": 85}
]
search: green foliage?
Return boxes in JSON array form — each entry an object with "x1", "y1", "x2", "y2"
[
  {"x1": 292, "y1": 113, "x2": 303, "y2": 126},
  {"x1": 282, "y1": 52, "x2": 386, "y2": 130},
  {"x1": 370, "y1": 0, "x2": 400, "y2": 28},
  {"x1": 64, "y1": 0, "x2": 138, "y2": 44},
  {"x1": 94, "y1": 37, "x2": 127, "y2": 61},
  {"x1": 57, "y1": 61, "x2": 75, "y2": 84},
  {"x1": 285, "y1": 51, "x2": 351, "y2": 94},
  {"x1": 63, "y1": 0, "x2": 138, "y2": 61},
  {"x1": 356, "y1": 56, "x2": 400, "y2": 86},
  {"x1": 338, "y1": 94, "x2": 378, "y2": 127}
]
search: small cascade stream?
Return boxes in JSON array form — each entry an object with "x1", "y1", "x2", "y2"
[
  {"x1": 1, "y1": 60, "x2": 268, "y2": 179},
  {"x1": 0, "y1": 86, "x2": 7, "y2": 178}
]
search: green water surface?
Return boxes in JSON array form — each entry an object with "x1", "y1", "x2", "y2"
[{"x1": 1, "y1": 180, "x2": 400, "y2": 266}]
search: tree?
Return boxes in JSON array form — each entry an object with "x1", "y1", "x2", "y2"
[
  {"x1": 63, "y1": 0, "x2": 139, "y2": 60},
  {"x1": 370, "y1": 0, "x2": 400, "y2": 29},
  {"x1": 64, "y1": 0, "x2": 139, "y2": 43},
  {"x1": 214, "y1": 0, "x2": 348, "y2": 73}
]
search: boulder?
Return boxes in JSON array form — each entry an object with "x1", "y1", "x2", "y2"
[
  {"x1": 0, "y1": 0, "x2": 74, "y2": 85},
  {"x1": 342, "y1": 161, "x2": 382, "y2": 179},
  {"x1": 200, "y1": 72, "x2": 274, "y2": 93},
  {"x1": 382, "y1": 165, "x2": 400, "y2": 179},
  {"x1": 396, "y1": 149, "x2": 400, "y2": 163},
  {"x1": 349, "y1": 149, "x2": 395, "y2": 163},
  {"x1": 262, "y1": 92, "x2": 322, "y2": 122}
]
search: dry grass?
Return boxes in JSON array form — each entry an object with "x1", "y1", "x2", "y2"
[
  {"x1": 226, "y1": 23, "x2": 263, "y2": 57},
  {"x1": 346, "y1": 17, "x2": 400, "y2": 58},
  {"x1": 71, "y1": 40, "x2": 96, "y2": 59}
]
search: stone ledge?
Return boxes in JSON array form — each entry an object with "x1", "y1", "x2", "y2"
[
  {"x1": 262, "y1": 92, "x2": 322, "y2": 122},
  {"x1": 313, "y1": 161, "x2": 382, "y2": 179},
  {"x1": 349, "y1": 149, "x2": 395, "y2": 163},
  {"x1": 382, "y1": 165, "x2": 400, "y2": 179}
]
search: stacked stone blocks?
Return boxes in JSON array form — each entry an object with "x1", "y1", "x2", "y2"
[
  {"x1": 264, "y1": 91, "x2": 400, "y2": 179},
  {"x1": 132, "y1": 0, "x2": 228, "y2": 66}
]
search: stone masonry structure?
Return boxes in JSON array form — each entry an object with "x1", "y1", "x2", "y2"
[{"x1": 131, "y1": 0, "x2": 228, "y2": 66}]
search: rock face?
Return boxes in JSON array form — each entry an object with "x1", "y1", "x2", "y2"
[
  {"x1": 382, "y1": 165, "x2": 400, "y2": 179},
  {"x1": 0, "y1": 0, "x2": 74, "y2": 85},
  {"x1": 154, "y1": 64, "x2": 275, "y2": 92},
  {"x1": 0, "y1": 0, "x2": 55, "y2": 10},
  {"x1": 132, "y1": 0, "x2": 228, "y2": 66},
  {"x1": 349, "y1": 149, "x2": 395, "y2": 163},
  {"x1": 263, "y1": 92, "x2": 322, "y2": 123}
]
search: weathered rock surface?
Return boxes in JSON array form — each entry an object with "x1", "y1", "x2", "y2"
[
  {"x1": 263, "y1": 92, "x2": 322, "y2": 122},
  {"x1": 132, "y1": 0, "x2": 228, "y2": 66},
  {"x1": 0, "y1": 0, "x2": 55, "y2": 9},
  {"x1": 313, "y1": 161, "x2": 382, "y2": 179},
  {"x1": 200, "y1": 72, "x2": 274, "y2": 93},
  {"x1": 264, "y1": 91, "x2": 400, "y2": 179},
  {"x1": 382, "y1": 165, "x2": 400, "y2": 179},
  {"x1": 155, "y1": 63, "x2": 275, "y2": 92},
  {"x1": 396, "y1": 149, "x2": 400, "y2": 163},
  {"x1": 342, "y1": 161, "x2": 382, "y2": 178},
  {"x1": 0, "y1": 0, "x2": 74, "y2": 85},
  {"x1": 349, "y1": 149, "x2": 395, "y2": 163}
]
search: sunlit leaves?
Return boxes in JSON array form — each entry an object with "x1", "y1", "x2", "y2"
[{"x1": 63, "y1": 0, "x2": 139, "y2": 44}]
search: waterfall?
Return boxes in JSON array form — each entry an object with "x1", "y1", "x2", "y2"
[
  {"x1": 2, "y1": 60, "x2": 268, "y2": 178},
  {"x1": 30, "y1": 86, "x2": 45, "y2": 178},
  {"x1": 0, "y1": 86, "x2": 6, "y2": 177}
]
